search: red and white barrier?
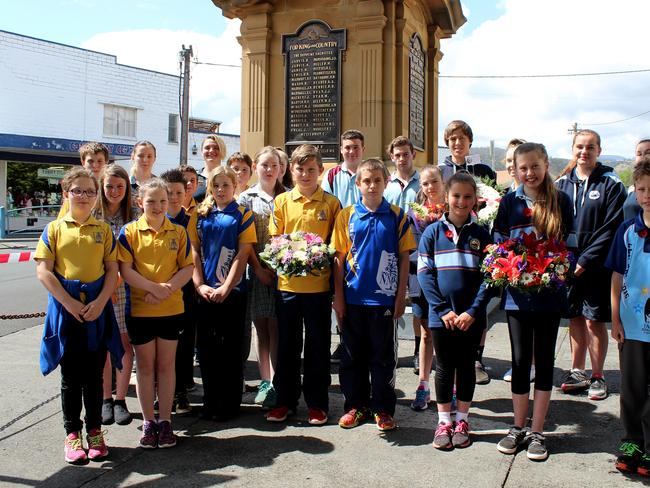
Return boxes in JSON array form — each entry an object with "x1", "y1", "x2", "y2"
[{"x1": 0, "y1": 251, "x2": 36, "y2": 264}]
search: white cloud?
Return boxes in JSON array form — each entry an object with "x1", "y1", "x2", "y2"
[
  {"x1": 81, "y1": 20, "x2": 242, "y2": 134},
  {"x1": 439, "y1": 0, "x2": 650, "y2": 159}
]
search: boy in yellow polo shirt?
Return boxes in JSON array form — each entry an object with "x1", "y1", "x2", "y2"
[
  {"x1": 266, "y1": 144, "x2": 341, "y2": 425},
  {"x1": 118, "y1": 178, "x2": 194, "y2": 449}
]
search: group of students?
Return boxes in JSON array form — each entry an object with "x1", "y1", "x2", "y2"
[{"x1": 34, "y1": 123, "x2": 650, "y2": 475}]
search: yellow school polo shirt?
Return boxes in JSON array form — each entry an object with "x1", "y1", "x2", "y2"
[
  {"x1": 269, "y1": 186, "x2": 341, "y2": 293},
  {"x1": 183, "y1": 197, "x2": 197, "y2": 215},
  {"x1": 57, "y1": 198, "x2": 70, "y2": 219},
  {"x1": 35, "y1": 214, "x2": 116, "y2": 283},
  {"x1": 117, "y1": 215, "x2": 193, "y2": 317}
]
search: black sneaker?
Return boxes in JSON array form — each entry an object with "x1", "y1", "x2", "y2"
[
  {"x1": 330, "y1": 343, "x2": 343, "y2": 364},
  {"x1": 638, "y1": 452, "x2": 650, "y2": 477},
  {"x1": 113, "y1": 400, "x2": 132, "y2": 425},
  {"x1": 560, "y1": 369, "x2": 590, "y2": 393},
  {"x1": 175, "y1": 393, "x2": 192, "y2": 414},
  {"x1": 101, "y1": 399, "x2": 114, "y2": 425},
  {"x1": 497, "y1": 426, "x2": 528, "y2": 454},
  {"x1": 475, "y1": 361, "x2": 490, "y2": 385},
  {"x1": 615, "y1": 442, "x2": 643, "y2": 473},
  {"x1": 527, "y1": 432, "x2": 548, "y2": 461}
]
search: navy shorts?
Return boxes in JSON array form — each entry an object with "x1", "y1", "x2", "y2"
[
  {"x1": 411, "y1": 293, "x2": 429, "y2": 320},
  {"x1": 565, "y1": 267, "x2": 612, "y2": 322},
  {"x1": 127, "y1": 314, "x2": 184, "y2": 345}
]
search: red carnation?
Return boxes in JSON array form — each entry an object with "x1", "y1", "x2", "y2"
[
  {"x1": 444, "y1": 229, "x2": 454, "y2": 240},
  {"x1": 639, "y1": 229, "x2": 648, "y2": 238},
  {"x1": 523, "y1": 207, "x2": 533, "y2": 218}
]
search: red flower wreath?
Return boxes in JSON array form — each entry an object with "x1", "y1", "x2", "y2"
[
  {"x1": 639, "y1": 229, "x2": 648, "y2": 238},
  {"x1": 444, "y1": 229, "x2": 454, "y2": 240},
  {"x1": 523, "y1": 207, "x2": 533, "y2": 218}
]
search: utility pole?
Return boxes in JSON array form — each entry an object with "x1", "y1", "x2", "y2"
[{"x1": 179, "y1": 45, "x2": 193, "y2": 165}]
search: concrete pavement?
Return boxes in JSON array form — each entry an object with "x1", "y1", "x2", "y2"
[{"x1": 0, "y1": 307, "x2": 637, "y2": 488}]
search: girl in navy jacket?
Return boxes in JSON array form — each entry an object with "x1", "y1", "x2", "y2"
[
  {"x1": 494, "y1": 142, "x2": 574, "y2": 462},
  {"x1": 417, "y1": 172, "x2": 492, "y2": 450}
]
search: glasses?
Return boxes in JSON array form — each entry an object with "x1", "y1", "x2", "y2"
[{"x1": 69, "y1": 188, "x2": 98, "y2": 198}]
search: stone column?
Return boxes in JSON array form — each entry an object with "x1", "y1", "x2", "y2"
[{"x1": 427, "y1": 26, "x2": 444, "y2": 164}]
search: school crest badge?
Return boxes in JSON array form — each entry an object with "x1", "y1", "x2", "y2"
[
  {"x1": 94, "y1": 232, "x2": 103, "y2": 243},
  {"x1": 318, "y1": 210, "x2": 327, "y2": 221},
  {"x1": 469, "y1": 238, "x2": 481, "y2": 251},
  {"x1": 375, "y1": 251, "x2": 398, "y2": 296},
  {"x1": 588, "y1": 190, "x2": 600, "y2": 200},
  {"x1": 169, "y1": 238, "x2": 178, "y2": 250}
]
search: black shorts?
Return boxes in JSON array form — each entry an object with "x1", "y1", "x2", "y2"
[
  {"x1": 126, "y1": 314, "x2": 183, "y2": 345},
  {"x1": 565, "y1": 267, "x2": 611, "y2": 322}
]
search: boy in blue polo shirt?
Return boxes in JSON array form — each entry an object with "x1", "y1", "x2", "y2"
[
  {"x1": 606, "y1": 160, "x2": 650, "y2": 477},
  {"x1": 332, "y1": 158, "x2": 416, "y2": 431}
]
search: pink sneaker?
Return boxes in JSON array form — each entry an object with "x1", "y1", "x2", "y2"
[
  {"x1": 432, "y1": 422, "x2": 453, "y2": 450},
  {"x1": 64, "y1": 431, "x2": 87, "y2": 464},
  {"x1": 86, "y1": 429, "x2": 109, "y2": 460}
]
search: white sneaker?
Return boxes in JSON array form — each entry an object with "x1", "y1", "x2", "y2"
[{"x1": 503, "y1": 368, "x2": 512, "y2": 382}]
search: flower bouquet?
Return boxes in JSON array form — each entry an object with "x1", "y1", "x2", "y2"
[
  {"x1": 259, "y1": 231, "x2": 335, "y2": 277},
  {"x1": 481, "y1": 231, "x2": 574, "y2": 293},
  {"x1": 476, "y1": 177, "x2": 503, "y2": 228},
  {"x1": 408, "y1": 202, "x2": 445, "y2": 231}
]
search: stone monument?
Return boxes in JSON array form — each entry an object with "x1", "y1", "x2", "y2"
[{"x1": 211, "y1": 0, "x2": 465, "y2": 164}]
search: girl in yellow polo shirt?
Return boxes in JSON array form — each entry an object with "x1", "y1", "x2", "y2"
[
  {"x1": 35, "y1": 167, "x2": 122, "y2": 464},
  {"x1": 118, "y1": 178, "x2": 194, "y2": 449}
]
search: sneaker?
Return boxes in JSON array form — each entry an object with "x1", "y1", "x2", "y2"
[
  {"x1": 475, "y1": 361, "x2": 490, "y2": 385},
  {"x1": 560, "y1": 369, "x2": 590, "y2": 393},
  {"x1": 101, "y1": 399, "x2": 114, "y2": 425},
  {"x1": 86, "y1": 429, "x2": 109, "y2": 460},
  {"x1": 615, "y1": 441, "x2": 643, "y2": 473},
  {"x1": 338, "y1": 408, "x2": 370, "y2": 429},
  {"x1": 175, "y1": 393, "x2": 192, "y2": 414},
  {"x1": 186, "y1": 381, "x2": 197, "y2": 392},
  {"x1": 452, "y1": 419, "x2": 471, "y2": 448},
  {"x1": 413, "y1": 354, "x2": 420, "y2": 375},
  {"x1": 638, "y1": 452, "x2": 650, "y2": 477},
  {"x1": 255, "y1": 380, "x2": 272, "y2": 405},
  {"x1": 308, "y1": 408, "x2": 328, "y2": 425},
  {"x1": 330, "y1": 343, "x2": 343, "y2": 363},
  {"x1": 588, "y1": 376, "x2": 608, "y2": 400},
  {"x1": 157, "y1": 420, "x2": 177, "y2": 448},
  {"x1": 113, "y1": 400, "x2": 132, "y2": 426},
  {"x1": 497, "y1": 426, "x2": 529, "y2": 454},
  {"x1": 374, "y1": 412, "x2": 396, "y2": 431},
  {"x1": 410, "y1": 386, "x2": 430, "y2": 411},
  {"x1": 266, "y1": 406, "x2": 294, "y2": 422},
  {"x1": 64, "y1": 431, "x2": 87, "y2": 464},
  {"x1": 139, "y1": 420, "x2": 158, "y2": 449},
  {"x1": 432, "y1": 422, "x2": 454, "y2": 449},
  {"x1": 527, "y1": 432, "x2": 548, "y2": 461},
  {"x1": 503, "y1": 368, "x2": 513, "y2": 382},
  {"x1": 262, "y1": 385, "x2": 277, "y2": 409}
]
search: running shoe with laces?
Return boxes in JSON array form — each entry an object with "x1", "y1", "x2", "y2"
[
  {"x1": 86, "y1": 428, "x2": 109, "y2": 460},
  {"x1": 527, "y1": 432, "x2": 548, "y2": 461},
  {"x1": 503, "y1": 368, "x2": 513, "y2": 382},
  {"x1": 262, "y1": 385, "x2": 277, "y2": 409},
  {"x1": 588, "y1": 376, "x2": 608, "y2": 400},
  {"x1": 157, "y1": 420, "x2": 177, "y2": 448},
  {"x1": 113, "y1": 400, "x2": 132, "y2": 425},
  {"x1": 255, "y1": 380, "x2": 272, "y2": 405},
  {"x1": 64, "y1": 431, "x2": 87, "y2": 464},
  {"x1": 475, "y1": 361, "x2": 490, "y2": 385},
  {"x1": 615, "y1": 441, "x2": 643, "y2": 473},
  {"x1": 452, "y1": 419, "x2": 471, "y2": 448},
  {"x1": 432, "y1": 422, "x2": 453, "y2": 450},
  {"x1": 338, "y1": 408, "x2": 370, "y2": 429},
  {"x1": 638, "y1": 452, "x2": 650, "y2": 477},
  {"x1": 374, "y1": 412, "x2": 396, "y2": 431},
  {"x1": 266, "y1": 406, "x2": 294, "y2": 422},
  {"x1": 560, "y1": 369, "x2": 590, "y2": 393},
  {"x1": 101, "y1": 398, "x2": 114, "y2": 425},
  {"x1": 308, "y1": 408, "x2": 328, "y2": 425},
  {"x1": 410, "y1": 385, "x2": 430, "y2": 411},
  {"x1": 497, "y1": 426, "x2": 529, "y2": 454},
  {"x1": 139, "y1": 420, "x2": 158, "y2": 449},
  {"x1": 175, "y1": 392, "x2": 192, "y2": 414}
]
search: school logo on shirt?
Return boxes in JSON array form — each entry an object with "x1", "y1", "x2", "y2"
[
  {"x1": 644, "y1": 299, "x2": 650, "y2": 335},
  {"x1": 318, "y1": 210, "x2": 327, "y2": 221},
  {"x1": 469, "y1": 238, "x2": 481, "y2": 251},
  {"x1": 588, "y1": 190, "x2": 601, "y2": 200},
  {"x1": 94, "y1": 232, "x2": 103, "y2": 244},
  {"x1": 375, "y1": 251, "x2": 398, "y2": 296},
  {"x1": 169, "y1": 238, "x2": 178, "y2": 251},
  {"x1": 216, "y1": 247, "x2": 236, "y2": 285}
]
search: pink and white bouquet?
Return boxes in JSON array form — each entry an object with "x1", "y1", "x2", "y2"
[{"x1": 259, "y1": 231, "x2": 335, "y2": 277}]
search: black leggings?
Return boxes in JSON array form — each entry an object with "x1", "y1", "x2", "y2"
[
  {"x1": 506, "y1": 311, "x2": 560, "y2": 394},
  {"x1": 431, "y1": 325, "x2": 483, "y2": 404}
]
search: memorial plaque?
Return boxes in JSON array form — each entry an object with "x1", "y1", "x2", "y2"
[
  {"x1": 282, "y1": 20, "x2": 346, "y2": 161},
  {"x1": 409, "y1": 34, "x2": 426, "y2": 151}
]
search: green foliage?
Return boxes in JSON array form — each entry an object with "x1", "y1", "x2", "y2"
[
  {"x1": 617, "y1": 167, "x2": 633, "y2": 188},
  {"x1": 7, "y1": 162, "x2": 59, "y2": 196}
]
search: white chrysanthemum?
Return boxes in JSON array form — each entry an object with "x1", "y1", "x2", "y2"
[{"x1": 519, "y1": 272, "x2": 534, "y2": 285}]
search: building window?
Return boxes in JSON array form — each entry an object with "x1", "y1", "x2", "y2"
[
  {"x1": 103, "y1": 104, "x2": 137, "y2": 138},
  {"x1": 168, "y1": 114, "x2": 179, "y2": 143}
]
